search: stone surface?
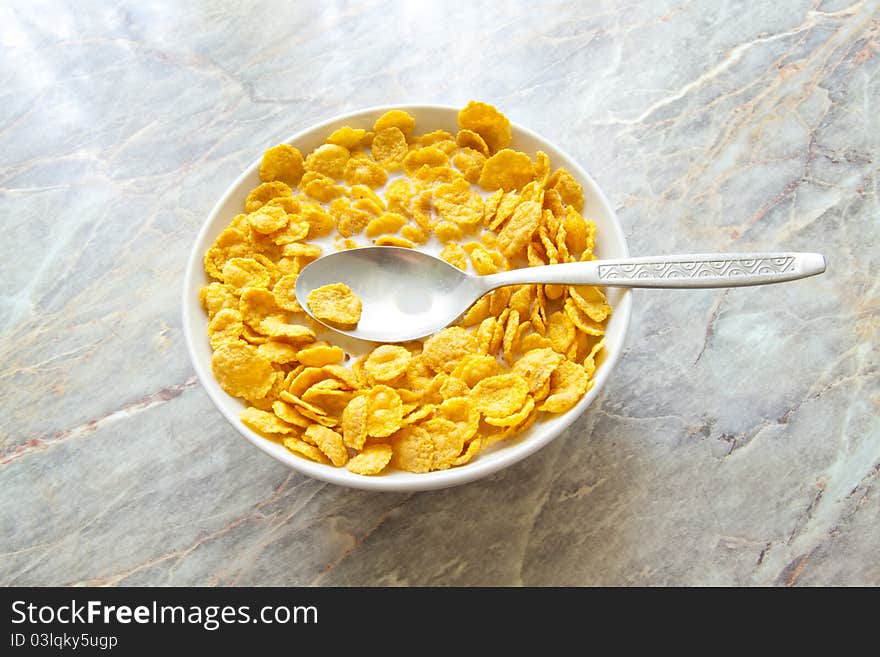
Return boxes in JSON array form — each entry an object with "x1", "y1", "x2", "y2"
[{"x1": 1, "y1": 0, "x2": 877, "y2": 586}]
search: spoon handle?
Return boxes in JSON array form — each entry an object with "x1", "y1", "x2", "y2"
[{"x1": 481, "y1": 252, "x2": 826, "y2": 290}]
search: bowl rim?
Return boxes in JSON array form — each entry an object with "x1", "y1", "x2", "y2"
[{"x1": 182, "y1": 103, "x2": 632, "y2": 492}]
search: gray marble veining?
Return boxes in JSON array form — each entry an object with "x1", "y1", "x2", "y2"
[{"x1": 1, "y1": 0, "x2": 877, "y2": 586}]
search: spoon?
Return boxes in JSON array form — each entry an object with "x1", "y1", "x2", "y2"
[{"x1": 295, "y1": 247, "x2": 826, "y2": 342}]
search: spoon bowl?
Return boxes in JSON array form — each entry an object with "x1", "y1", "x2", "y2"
[{"x1": 296, "y1": 247, "x2": 487, "y2": 342}]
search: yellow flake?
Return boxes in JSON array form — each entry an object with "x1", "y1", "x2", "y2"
[
  {"x1": 471, "y1": 373, "x2": 529, "y2": 418},
  {"x1": 305, "y1": 424, "x2": 348, "y2": 466},
  {"x1": 327, "y1": 126, "x2": 367, "y2": 150},
  {"x1": 371, "y1": 127, "x2": 408, "y2": 168},
  {"x1": 212, "y1": 342, "x2": 274, "y2": 399},
  {"x1": 346, "y1": 443, "x2": 393, "y2": 475},
  {"x1": 364, "y1": 345, "x2": 412, "y2": 384},
  {"x1": 307, "y1": 283, "x2": 362, "y2": 328},
  {"x1": 366, "y1": 385, "x2": 404, "y2": 438},
  {"x1": 373, "y1": 109, "x2": 416, "y2": 136},
  {"x1": 440, "y1": 242, "x2": 468, "y2": 271},
  {"x1": 240, "y1": 407, "x2": 294, "y2": 435},
  {"x1": 478, "y1": 149, "x2": 535, "y2": 192},
  {"x1": 421, "y1": 327, "x2": 477, "y2": 373},
  {"x1": 246, "y1": 181, "x2": 293, "y2": 213},
  {"x1": 457, "y1": 100, "x2": 511, "y2": 153},
  {"x1": 259, "y1": 144, "x2": 304, "y2": 187}
]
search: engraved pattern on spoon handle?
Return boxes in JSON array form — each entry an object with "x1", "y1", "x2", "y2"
[{"x1": 480, "y1": 253, "x2": 826, "y2": 290}]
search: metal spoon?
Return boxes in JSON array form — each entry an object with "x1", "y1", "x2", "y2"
[{"x1": 295, "y1": 247, "x2": 826, "y2": 342}]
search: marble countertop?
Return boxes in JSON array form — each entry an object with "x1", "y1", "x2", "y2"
[{"x1": 2, "y1": 0, "x2": 877, "y2": 586}]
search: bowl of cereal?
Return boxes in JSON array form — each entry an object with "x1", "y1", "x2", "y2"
[{"x1": 182, "y1": 102, "x2": 632, "y2": 491}]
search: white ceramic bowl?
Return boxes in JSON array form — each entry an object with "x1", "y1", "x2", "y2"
[{"x1": 183, "y1": 105, "x2": 632, "y2": 492}]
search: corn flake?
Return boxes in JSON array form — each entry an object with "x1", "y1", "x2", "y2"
[
  {"x1": 327, "y1": 126, "x2": 367, "y2": 149},
  {"x1": 200, "y1": 282, "x2": 238, "y2": 320},
  {"x1": 272, "y1": 400, "x2": 311, "y2": 428},
  {"x1": 261, "y1": 317, "x2": 315, "y2": 343},
  {"x1": 240, "y1": 407, "x2": 294, "y2": 435},
  {"x1": 490, "y1": 192, "x2": 521, "y2": 231},
  {"x1": 303, "y1": 377, "x2": 352, "y2": 408},
  {"x1": 208, "y1": 309, "x2": 243, "y2": 349},
  {"x1": 304, "y1": 144, "x2": 350, "y2": 179},
  {"x1": 401, "y1": 224, "x2": 428, "y2": 244},
  {"x1": 488, "y1": 308, "x2": 509, "y2": 354},
  {"x1": 372, "y1": 127, "x2": 408, "y2": 168},
  {"x1": 246, "y1": 181, "x2": 293, "y2": 213},
  {"x1": 300, "y1": 171, "x2": 341, "y2": 203},
  {"x1": 259, "y1": 145, "x2": 304, "y2": 188},
  {"x1": 346, "y1": 443, "x2": 393, "y2": 475},
  {"x1": 458, "y1": 101, "x2": 511, "y2": 153},
  {"x1": 283, "y1": 437, "x2": 329, "y2": 464},
  {"x1": 364, "y1": 345, "x2": 411, "y2": 383},
  {"x1": 453, "y1": 438, "x2": 482, "y2": 466},
  {"x1": 220, "y1": 258, "x2": 268, "y2": 293},
  {"x1": 583, "y1": 338, "x2": 605, "y2": 376},
  {"x1": 534, "y1": 151, "x2": 551, "y2": 186},
  {"x1": 475, "y1": 316, "x2": 496, "y2": 354},
  {"x1": 256, "y1": 340, "x2": 300, "y2": 364},
  {"x1": 272, "y1": 274, "x2": 302, "y2": 312},
  {"x1": 403, "y1": 146, "x2": 449, "y2": 176},
  {"x1": 365, "y1": 212, "x2": 407, "y2": 238},
  {"x1": 434, "y1": 178, "x2": 483, "y2": 226},
  {"x1": 341, "y1": 394, "x2": 369, "y2": 450},
  {"x1": 546, "y1": 310, "x2": 575, "y2": 353},
  {"x1": 239, "y1": 287, "x2": 278, "y2": 329},
  {"x1": 548, "y1": 168, "x2": 584, "y2": 212},
  {"x1": 402, "y1": 404, "x2": 435, "y2": 426},
  {"x1": 248, "y1": 205, "x2": 288, "y2": 235},
  {"x1": 307, "y1": 283, "x2": 362, "y2": 328},
  {"x1": 456, "y1": 129, "x2": 490, "y2": 157},
  {"x1": 452, "y1": 147, "x2": 487, "y2": 184},
  {"x1": 467, "y1": 243, "x2": 499, "y2": 275},
  {"x1": 412, "y1": 164, "x2": 462, "y2": 188},
  {"x1": 305, "y1": 424, "x2": 348, "y2": 466},
  {"x1": 497, "y1": 200, "x2": 541, "y2": 258},
  {"x1": 470, "y1": 373, "x2": 529, "y2": 418},
  {"x1": 212, "y1": 342, "x2": 274, "y2": 399},
  {"x1": 434, "y1": 221, "x2": 463, "y2": 243},
  {"x1": 374, "y1": 236, "x2": 415, "y2": 248},
  {"x1": 564, "y1": 297, "x2": 606, "y2": 336},
  {"x1": 419, "y1": 129, "x2": 455, "y2": 146},
  {"x1": 459, "y1": 295, "x2": 491, "y2": 327},
  {"x1": 391, "y1": 425, "x2": 434, "y2": 473},
  {"x1": 568, "y1": 285, "x2": 611, "y2": 322},
  {"x1": 450, "y1": 354, "x2": 501, "y2": 387},
  {"x1": 440, "y1": 242, "x2": 468, "y2": 271},
  {"x1": 421, "y1": 418, "x2": 464, "y2": 470},
  {"x1": 502, "y1": 309, "x2": 520, "y2": 365},
  {"x1": 483, "y1": 395, "x2": 535, "y2": 427},
  {"x1": 479, "y1": 149, "x2": 535, "y2": 192},
  {"x1": 422, "y1": 327, "x2": 477, "y2": 373},
  {"x1": 366, "y1": 385, "x2": 404, "y2": 438},
  {"x1": 512, "y1": 347, "x2": 563, "y2": 394},
  {"x1": 298, "y1": 203, "x2": 334, "y2": 238},
  {"x1": 269, "y1": 220, "x2": 309, "y2": 246},
  {"x1": 439, "y1": 375, "x2": 469, "y2": 400},
  {"x1": 297, "y1": 343, "x2": 345, "y2": 367},
  {"x1": 438, "y1": 397, "x2": 480, "y2": 443},
  {"x1": 343, "y1": 156, "x2": 388, "y2": 188},
  {"x1": 538, "y1": 360, "x2": 590, "y2": 413},
  {"x1": 373, "y1": 109, "x2": 416, "y2": 136}
]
